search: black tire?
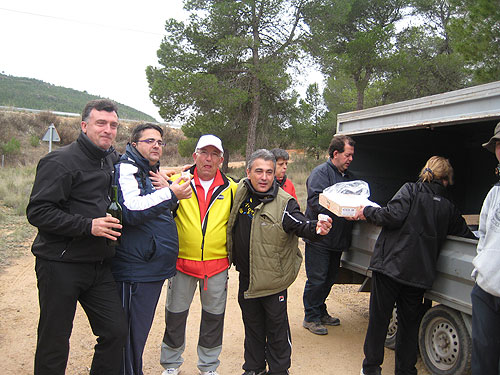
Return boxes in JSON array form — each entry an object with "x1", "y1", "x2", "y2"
[
  {"x1": 384, "y1": 305, "x2": 397, "y2": 350},
  {"x1": 418, "y1": 305, "x2": 471, "y2": 375},
  {"x1": 384, "y1": 299, "x2": 430, "y2": 350}
]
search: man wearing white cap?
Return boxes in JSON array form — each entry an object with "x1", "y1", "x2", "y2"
[{"x1": 160, "y1": 135, "x2": 237, "y2": 375}]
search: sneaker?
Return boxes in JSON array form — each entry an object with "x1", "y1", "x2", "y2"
[
  {"x1": 200, "y1": 371, "x2": 219, "y2": 375},
  {"x1": 302, "y1": 320, "x2": 328, "y2": 335},
  {"x1": 162, "y1": 369, "x2": 180, "y2": 375},
  {"x1": 360, "y1": 368, "x2": 381, "y2": 375},
  {"x1": 320, "y1": 313, "x2": 340, "y2": 326},
  {"x1": 242, "y1": 370, "x2": 267, "y2": 375}
]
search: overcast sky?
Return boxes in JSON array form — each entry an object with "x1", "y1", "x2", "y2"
[
  {"x1": 0, "y1": 0, "x2": 322, "y2": 122},
  {"x1": 0, "y1": 0, "x2": 190, "y2": 121}
]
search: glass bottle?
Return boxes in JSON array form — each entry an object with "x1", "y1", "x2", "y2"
[{"x1": 106, "y1": 185, "x2": 122, "y2": 247}]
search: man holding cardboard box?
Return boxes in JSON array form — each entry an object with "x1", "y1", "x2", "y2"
[{"x1": 302, "y1": 135, "x2": 356, "y2": 335}]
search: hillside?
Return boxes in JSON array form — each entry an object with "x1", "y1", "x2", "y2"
[
  {"x1": 0, "y1": 110, "x2": 188, "y2": 168},
  {"x1": 0, "y1": 73, "x2": 156, "y2": 122}
]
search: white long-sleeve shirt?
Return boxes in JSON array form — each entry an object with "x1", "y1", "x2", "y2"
[{"x1": 473, "y1": 183, "x2": 500, "y2": 297}]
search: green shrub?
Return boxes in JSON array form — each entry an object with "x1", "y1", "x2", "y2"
[
  {"x1": 1, "y1": 137, "x2": 21, "y2": 155},
  {"x1": 30, "y1": 134, "x2": 40, "y2": 147}
]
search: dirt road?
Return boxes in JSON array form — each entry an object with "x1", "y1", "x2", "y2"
[{"x1": 1, "y1": 243, "x2": 430, "y2": 374}]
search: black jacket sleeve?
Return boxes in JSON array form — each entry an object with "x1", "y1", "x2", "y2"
[
  {"x1": 448, "y1": 205, "x2": 476, "y2": 239},
  {"x1": 363, "y1": 183, "x2": 413, "y2": 230},
  {"x1": 27, "y1": 158, "x2": 93, "y2": 237},
  {"x1": 282, "y1": 199, "x2": 321, "y2": 241}
]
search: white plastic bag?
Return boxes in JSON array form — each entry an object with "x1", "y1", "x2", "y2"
[{"x1": 321, "y1": 180, "x2": 379, "y2": 217}]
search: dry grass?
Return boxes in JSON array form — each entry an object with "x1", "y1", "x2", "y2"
[{"x1": 0, "y1": 165, "x2": 36, "y2": 216}]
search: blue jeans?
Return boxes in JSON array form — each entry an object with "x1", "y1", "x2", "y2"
[
  {"x1": 302, "y1": 243, "x2": 342, "y2": 322},
  {"x1": 471, "y1": 283, "x2": 500, "y2": 375}
]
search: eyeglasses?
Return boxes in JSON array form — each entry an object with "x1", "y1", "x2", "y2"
[
  {"x1": 197, "y1": 149, "x2": 222, "y2": 158},
  {"x1": 136, "y1": 138, "x2": 166, "y2": 147}
]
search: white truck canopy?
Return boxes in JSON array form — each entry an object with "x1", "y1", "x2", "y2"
[{"x1": 337, "y1": 81, "x2": 500, "y2": 136}]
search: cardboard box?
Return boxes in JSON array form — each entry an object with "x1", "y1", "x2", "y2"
[
  {"x1": 319, "y1": 193, "x2": 358, "y2": 217},
  {"x1": 463, "y1": 214, "x2": 479, "y2": 226}
]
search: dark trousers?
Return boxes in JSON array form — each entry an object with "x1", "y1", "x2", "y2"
[
  {"x1": 471, "y1": 283, "x2": 500, "y2": 375},
  {"x1": 117, "y1": 280, "x2": 164, "y2": 375},
  {"x1": 362, "y1": 272, "x2": 425, "y2": 375},
  {"x1": 302, "y1": 243, "x2": 342, "y2": 322},
  {"x1": 238, "y1": 276, "x2": 291, "y2": 375},
  {"x1": 34, "y1": 258, "x2": 127, "y2": 375}
]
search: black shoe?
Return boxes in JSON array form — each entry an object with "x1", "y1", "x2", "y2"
[
  {"x1": 302, "y1": 320, "x2": 328, "y2": 335},
  {"x1": 320, "y1": 313, "x2": 340, "y2": 326},
  {"x1": 242, "y1": 370, "x2": 266, "y2": 375}
]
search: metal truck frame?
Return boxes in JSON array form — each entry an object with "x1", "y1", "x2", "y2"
[{"x1": 335, "y1": 80, "x2": 500, "y2": 375}]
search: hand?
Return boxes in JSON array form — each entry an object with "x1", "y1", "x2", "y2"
[
  {"x1": 163, "y1": 164, "x2": 192, "y2": 177},
  {"x1": 316, "y1": 216, "x2": 332, "y2": 235},
  {"x1": 162, "y1": 168, "x2": 177, "y2": 178},
  {"x1": 150, "y1": 170, "x2": 170, "y2": 189},
  {"x1": 347, "y1": 206, "x2": 366, "y2": 221},
  {"x1": 91, "y1": 215, "x2": 122, "y2": 240},
  {"x1": 169, "y1": 176, "x2": 192, "y2": 200}
]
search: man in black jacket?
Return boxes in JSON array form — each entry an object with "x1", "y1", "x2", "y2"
[
  {"x1": 27, "y1": 99, "x2": 127, "y2": 375},
  {"x1": 302, "y1": 135, "x2": 356, "y2": 335}
]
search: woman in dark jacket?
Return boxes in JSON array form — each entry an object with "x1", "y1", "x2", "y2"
[{"x1": 357, "y1": 156, "x2": 475, "y2": 375}]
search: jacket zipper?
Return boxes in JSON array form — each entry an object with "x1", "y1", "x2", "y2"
[{"x1": 199, "y1": 182, "x2": 230, "y2": 261}]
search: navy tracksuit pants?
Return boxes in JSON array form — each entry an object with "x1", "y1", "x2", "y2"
[{"x1": 117, "y1": 280, "x2": 164, "y2": 375}]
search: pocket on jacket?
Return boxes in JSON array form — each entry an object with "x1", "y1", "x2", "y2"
[{"x1": 140, "y1": 235, "x2": 157, "y2": 262}]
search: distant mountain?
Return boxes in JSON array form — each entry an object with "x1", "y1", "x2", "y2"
[{"x1": 0, "y1": 73, "x2": 156, "y2": 122}]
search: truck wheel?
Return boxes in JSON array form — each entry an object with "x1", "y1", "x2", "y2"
[
  {"x1": 418, "y1": 305, "x2": 471, "y2": 375},
  {"x1": 384, "y1": 306, "x2": 397, "y2": 349}
]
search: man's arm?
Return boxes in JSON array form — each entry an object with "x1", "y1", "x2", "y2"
[
  {"x1": 117, "y1": 164, "x2": 191, "y2": 226},
  {"x1": 27, "y1": 159, "x2": 93, "y2": 237},
  {"x1": 282, "y1": 199, "x2": 331, "y2": 240}
]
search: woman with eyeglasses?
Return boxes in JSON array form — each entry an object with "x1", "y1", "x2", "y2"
[{"x1": 354, "y1": 156, "x2": 476, "y2": 375}]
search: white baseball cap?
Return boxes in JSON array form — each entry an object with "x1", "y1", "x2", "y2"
[{"x1": 195, "y1": 134, "x2": 224, "y2": 153}]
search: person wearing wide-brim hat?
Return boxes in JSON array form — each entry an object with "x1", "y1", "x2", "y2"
[
  {"x1": 470, "y1": 121, "x2": 500, "y2": 374},
  {"x1": 481, "y1": 121, "x2": 500, "y2": 153}
]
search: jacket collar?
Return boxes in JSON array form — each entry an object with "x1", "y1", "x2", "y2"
[
  {"x1": 243, "y1": 178, "x2": 279, "y2": 203},
  {"x1": 124, "y1": 143, "x2": 160, "y2": 172},
  {"x1": 77, "y1": 132, "x2": 114, "y2": 160},
  {"x1": 327, "y1": 158, "x2": 351, "y2": 178},
  {"x1": 420, "y1": 180, "x2": 449, "y2": 198}
]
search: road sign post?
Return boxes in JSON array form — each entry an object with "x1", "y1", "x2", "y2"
[{"x1": 42, "y1": 123, "x2": 60, "y2": 153}]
